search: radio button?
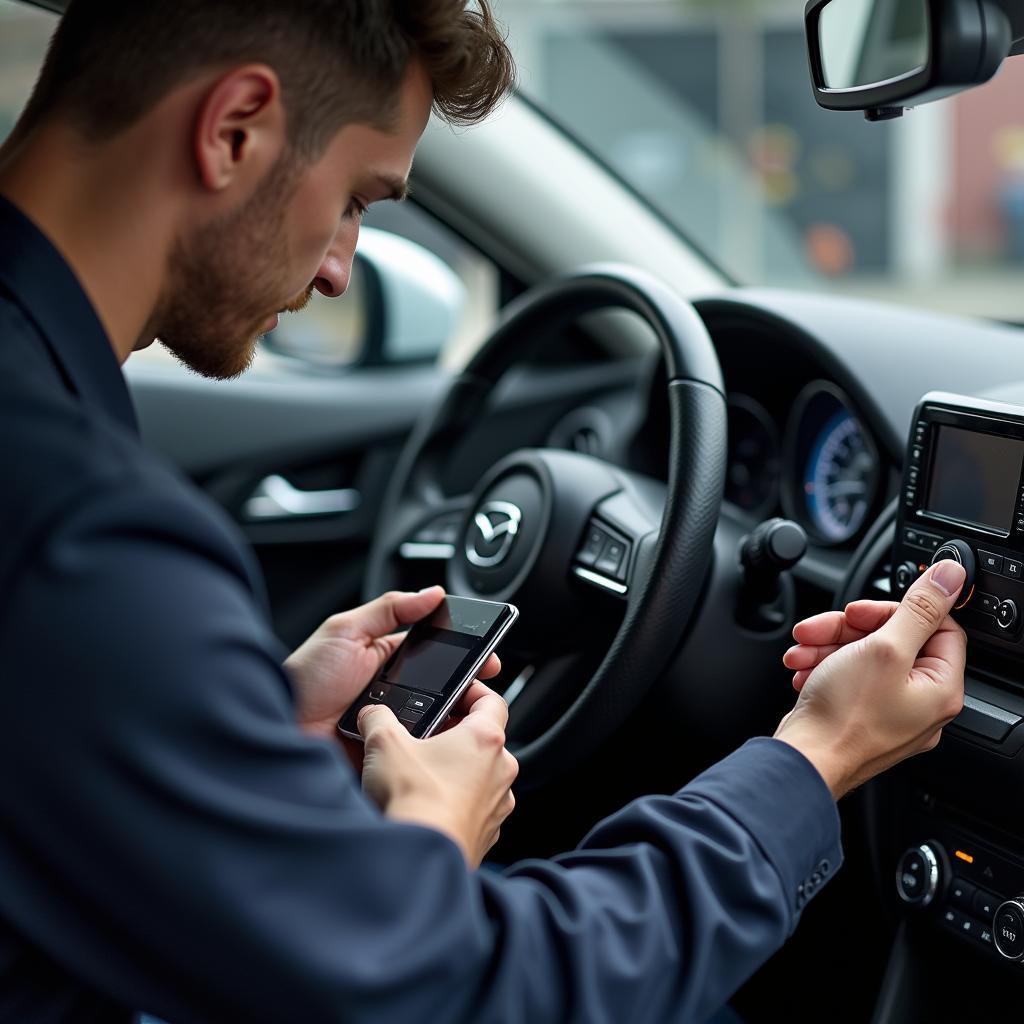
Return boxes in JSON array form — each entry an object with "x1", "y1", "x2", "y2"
[
  {"x1": 950, "y1": 877, "x2": 976, "y2": 909},
  {"x1": 1005, "y1": 559, "x2": 1023, "y2": 580},
  {"x1": 997, "y1": 600, "x2": 1019, "y2": 631},
  {"x1": 974, "y1": 889, "x2": 999, "y2": 920},
  {"x1": 979, "y1": 550, "x2": 1004, "y2": 574}
]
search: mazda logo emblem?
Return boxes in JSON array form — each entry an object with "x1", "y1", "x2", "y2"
[{"x1": 466, "y1": 501, "x2": 522, "y2": 568}]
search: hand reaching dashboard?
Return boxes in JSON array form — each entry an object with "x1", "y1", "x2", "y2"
[{"x1": 774, "y1": 560, "x2": 968, "y2": 800}]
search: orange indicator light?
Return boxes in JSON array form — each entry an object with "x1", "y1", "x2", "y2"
[{"x1": 954, "y1": 850, "x2": 974, "y2": 864}]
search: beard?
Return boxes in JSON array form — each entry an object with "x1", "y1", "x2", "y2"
[{"x1": 146, "y1": 153, "x2": 313, "y2": 380}]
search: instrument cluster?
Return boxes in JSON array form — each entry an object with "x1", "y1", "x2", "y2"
[{"x1": 727, "y1": 380, "x2": 882, "y2": 547}]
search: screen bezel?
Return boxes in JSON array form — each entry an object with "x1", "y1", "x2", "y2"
[
  {"x1": 923, "y1": 424, "x2": 1024, "y2": 537},
  {"x1": 913, "y1": 405, "x2": 1024, "y2": 540}
]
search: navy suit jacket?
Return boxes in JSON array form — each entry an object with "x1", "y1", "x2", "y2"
[{"x1": 0, "y1": 195, "x2": 842, "y2": 1023}]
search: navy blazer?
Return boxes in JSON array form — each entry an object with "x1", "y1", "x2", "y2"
[{"x1": 0, "y1": 195, "x2": 842, "y2": 1024}]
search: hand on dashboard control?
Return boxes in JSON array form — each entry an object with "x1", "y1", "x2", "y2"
[{"x1": 774, "y1": 561, "x2": 967, "y2": 800}]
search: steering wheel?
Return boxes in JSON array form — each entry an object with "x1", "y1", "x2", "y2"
[{"x1": 365, "y1": 265, "x2": 727, "y2": 786}]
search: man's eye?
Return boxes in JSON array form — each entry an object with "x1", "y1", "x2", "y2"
[{"x1": 346, "y1": 199, "x2": 368, "y2": 221}]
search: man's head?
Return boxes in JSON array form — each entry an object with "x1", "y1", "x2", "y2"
[{"x1": 11, "y1": 0, "x2": 514, "y2": 378}]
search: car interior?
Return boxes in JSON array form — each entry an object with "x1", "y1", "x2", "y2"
[{"x1": 9, "y1": 0, "x2": 1024, "y2": 1019}]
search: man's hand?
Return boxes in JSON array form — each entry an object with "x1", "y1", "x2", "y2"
[
  {"x1": 285, "y1": 586, "x2": 500, "y2": 757},
  {"x1": 358, "y1": 683, "x2": 519, "y2": 868},
  {"x1": 774, "y1": 560, "x2": 968, "y2": 800}
]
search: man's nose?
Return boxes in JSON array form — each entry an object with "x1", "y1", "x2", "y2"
[{"x1": 313, "y1": 240, "x2": 354, "y2": 299}]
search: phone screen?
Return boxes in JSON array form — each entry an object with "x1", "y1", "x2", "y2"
[{"x1": 337, "y1": 596, "x2": 517, "y2": 740}]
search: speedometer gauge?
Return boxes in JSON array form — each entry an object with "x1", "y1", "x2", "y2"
[{"x1": 784, "y1": 383, "x2": 880, "y2": 546}]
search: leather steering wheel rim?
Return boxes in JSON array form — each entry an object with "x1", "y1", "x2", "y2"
[{"x1": 365, "y1": 264, "x2": 728, "y2": 785}]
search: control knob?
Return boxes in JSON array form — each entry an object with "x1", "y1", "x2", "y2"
[
  {"x1": 895, "y1": 842, "x2": 945, "y2": 908},
  {"x1": 930, "y1": 540, "x2": 976, "y2": 610},
  {"x1": 894, "y1": 561, "x2": 920, "y2": 594},
  {"x1": 994, "y1": 898, "x2": 1024, "y2": 961}
]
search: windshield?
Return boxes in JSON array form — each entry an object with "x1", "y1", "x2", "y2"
[{"x1": 497, "y1": 0, "x2": 1024, "y2": 321}]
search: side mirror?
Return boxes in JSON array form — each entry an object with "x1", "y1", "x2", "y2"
[
  {"x1": 264, "y1": 228, "x2": 466, "y2": 369},
  {"x1": 804, "y1": 0, "x2": 1013, "y2": 121}
]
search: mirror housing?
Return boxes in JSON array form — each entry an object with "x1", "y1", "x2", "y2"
[{"x1": 805, "y1": 0, "x2": 1013, "y2": 121}]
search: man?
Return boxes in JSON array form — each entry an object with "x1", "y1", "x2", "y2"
[{"x1": 0, "y1": 1, "x2": 966, "y2": 1021}]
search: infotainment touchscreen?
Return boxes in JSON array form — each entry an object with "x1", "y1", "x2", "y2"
[{"x1": 925, "y1": 426, "x2": 1024, "y2": 534}]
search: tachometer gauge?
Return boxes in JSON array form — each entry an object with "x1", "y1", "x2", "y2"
[
  {"x1": 726, "y1": 396, "x2": 781, "y2": 519},
  {"x1": 784, "y1": 383, "x2": 880, "y2": 546}
]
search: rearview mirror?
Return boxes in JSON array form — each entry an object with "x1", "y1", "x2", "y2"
[{"x1": 805, "y1": 0, "x2": 1013, "y2": 120}]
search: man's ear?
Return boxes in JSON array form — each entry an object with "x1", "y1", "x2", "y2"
[{"x1": 193, "y1": 64, "x2": 285, "y2": 192}]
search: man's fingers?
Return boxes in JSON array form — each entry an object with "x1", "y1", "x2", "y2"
[
  {"x1": 783, "y1": 643, "x2": 842, "y2": 671},
  {"x1": 842, "y1": 600, "x2": 900, "y2": 633},
  {"x1": 356, "y1": 586, "x2": 446, "y2": 638},
  {"x1": 478, "y1": 653, "x2": 502, "y2": 681},
  {"x1": 463, "y1": 683, "x2": 510, "y2": 729},
  {"x1": 878, "y1": 560, "x2": 966, "y2": 660},
  {"x1": 792, "y1": 611, "x2": 865, "y2": 647},
  {"x1": 792, "y1": 670, "x2": 810, "y2": 692}
]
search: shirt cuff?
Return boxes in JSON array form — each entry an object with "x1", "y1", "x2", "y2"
[{"x1": 679, "y1": 736, "x2": 844, "y2": 931}]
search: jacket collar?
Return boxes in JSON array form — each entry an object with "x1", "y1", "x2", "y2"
[{"x1": 0, "y1": 194, "x2": 138, "y2": 434}]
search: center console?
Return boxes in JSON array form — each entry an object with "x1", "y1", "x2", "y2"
[{"x1": 886, "y1": 392, "x2": 1024, "y2": 976}]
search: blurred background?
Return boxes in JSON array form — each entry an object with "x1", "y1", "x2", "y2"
[{"x1": 5, "y1": 0, "x2": 1024, "y2": 327}]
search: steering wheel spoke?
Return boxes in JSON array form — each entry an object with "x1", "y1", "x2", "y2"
[{"x1": 397, "y1": 502, "x2": 470, "y2": 563}]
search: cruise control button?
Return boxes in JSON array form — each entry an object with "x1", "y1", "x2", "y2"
[
  {"x1": 595, "y1": 539, "x2": 627, "y2": 577},
  {"x1": 979, "y1": 550, "x2": 1004, "y2": 574},
  {"x1": 1006, "y1": 559, "x2": 1023, "y2": 581},
  {"x1": 577, "y1": 525, "x2": 608, "y2": 567}
]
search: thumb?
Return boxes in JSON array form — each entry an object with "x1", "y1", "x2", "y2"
[
  {"x1": 878, "y1": 559, "x2": 966, "y2": 659},
  {"x1": 358, "y1": 702, "x2": 402, "y2": 744}
]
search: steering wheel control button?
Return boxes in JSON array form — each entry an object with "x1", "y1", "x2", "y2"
[
  {"x1": 595, "y1": 539, "x2": 628, "y2": 579},
  {"x1": 1005, "y1": 559, "x2": 1023, "y2": 580},
  {"x1": 930, "y1": 540, "x2": 976, "y2": 609},
  {"x1": 979, "y1": 550, "x2": 1004, "y2": 574},
  {"x1": 577, "y1": 524, "x2": 609, "y2": 567},
  {"x1": 404, "y1": 695, "x2": 434, "y2": 714},
  {"x1": 977, "y1": 592, "x2": 1000, "y2": 616},
  {"x1": 994, "y1": 900, "x2": 1024, "y2": 960},
  {"x1": 997, "y1": 599, "x2": 1019, "y2": 631},
  {"x1": 896, "y1": 844, "x2": 941, "y2": 907}
]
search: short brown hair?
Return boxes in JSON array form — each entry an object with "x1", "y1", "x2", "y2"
[{"x1": 18, "y1": 0, "x2": 516, "y2": 155}]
